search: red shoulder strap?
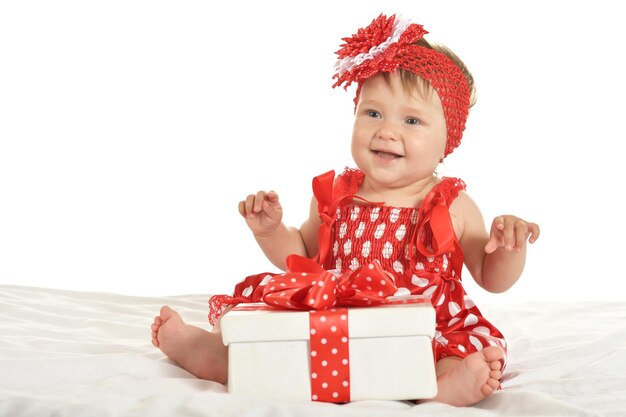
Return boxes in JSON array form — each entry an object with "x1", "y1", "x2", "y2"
[
  {"x1": 409, "y1": 177, "x2": 466, "y2": 276},
  {"x1": 312, "y1": 168, "x2": 377, "y2": 268}
]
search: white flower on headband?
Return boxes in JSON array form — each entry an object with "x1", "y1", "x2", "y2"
[{"x1": 333, "y1": 15, "x2": 412, "y2": 79}]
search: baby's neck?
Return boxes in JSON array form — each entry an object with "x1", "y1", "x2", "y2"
[{"x1": 357, "y1": 175, "x2": 439, "y2": 208}]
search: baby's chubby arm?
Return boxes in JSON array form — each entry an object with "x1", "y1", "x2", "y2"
[
  {"x1": 480, "y1": 215, "x2": 540, "y2": 292},
  {"x1": 238, "y1": 192, "x2": 320, "y2": 271},
  {"x1": 455, "y1": 193, "x2": 540, "y2": 293}
]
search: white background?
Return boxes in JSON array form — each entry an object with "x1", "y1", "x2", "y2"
[{"x1": 1, "y1": 1, "x2": 625, "y2": 305}]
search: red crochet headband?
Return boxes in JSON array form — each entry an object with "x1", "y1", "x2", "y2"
[{"x1": 332, "y1": 14, "x2": 471, "y2": 157}]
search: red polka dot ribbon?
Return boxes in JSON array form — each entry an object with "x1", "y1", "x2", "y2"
[
  {"x1": 262, "y1": 254, "x2": 398, "y2": 310},
  {"x1": 261, "y1": 254, "x2": 401, "y2": 403},
  {"x1": 309, "y1": 309, "x2": 350, "y2": 402}
]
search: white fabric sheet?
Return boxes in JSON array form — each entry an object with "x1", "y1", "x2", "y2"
[{"x1": 1, "y1": 285, "x2": 624, "y2": 417}]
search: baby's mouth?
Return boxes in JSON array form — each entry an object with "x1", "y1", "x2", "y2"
[{"x1": 372, "y1": 150, "x2": 403, "y2": 159}]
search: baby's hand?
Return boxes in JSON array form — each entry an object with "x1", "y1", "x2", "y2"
[
  {"x1": 484, "y1": 215, "x2": 540, "y2": 254},
  {"x1": 238, "y1": 191, "x2": 283, "y2": 237}
]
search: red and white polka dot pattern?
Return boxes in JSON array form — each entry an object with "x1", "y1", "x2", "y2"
[
  {"x1": 309, "y1": 309, "x2": 350, "y2": 402},
  {"x1": 261, "y1": 255, "x2": 400, "y2": 310}
]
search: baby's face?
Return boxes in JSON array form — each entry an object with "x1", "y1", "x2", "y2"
[{"x1": 351, "y1": 72, "x2": 447, "y2": 190}]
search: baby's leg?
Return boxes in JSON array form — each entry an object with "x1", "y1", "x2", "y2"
[
  {"x1": 428, "y1": 346, "x2": 504, "y2": 407},
  {"x1": 151, "y1": 306, "x2": 228, "y2": 383}
]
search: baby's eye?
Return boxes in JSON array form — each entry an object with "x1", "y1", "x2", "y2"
[
  {"x1": 367, "y1": 110, "x2": 381, "y2": 118},
  {"x1": 406, "y1": 117, "x2": 421, "y2": 126}
]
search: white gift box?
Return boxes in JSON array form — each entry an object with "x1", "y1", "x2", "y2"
[{"x1": 220, "y1": 297, "x2": 437, "y2": 402}]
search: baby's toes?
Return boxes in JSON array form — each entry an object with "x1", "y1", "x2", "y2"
[
  {"x1": 490, "y1": 360, "x2": 502, "y2": 371},
  {"x1": 482, "y1": 346, "x2": 504, "y2": 363},
  {"x1": 490, "y1": 369, "x2": 502, "y2": 380},
  {"x1": 486, "y1": 376, "x2": 500, "y2": 390},
  {"x1": 150, "y1": 321, "x2": 160, "y2": 333},
  {"x1": 151, "y1": 321, "x2": 162, "y2": 347},
  {"x1": 481, "y1": 382, "x2": 496, "y2": 396}
]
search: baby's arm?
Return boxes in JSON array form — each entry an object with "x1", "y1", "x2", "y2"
[
  {"x1": 239, "y1": 192, "x2": 321, "y2": 271},
  {"x1": 455, "y1": 193, "x2": 540, "y2": 293},
  {"x1": 480, "y1": 215, "x2": 540, "y2": 292}
]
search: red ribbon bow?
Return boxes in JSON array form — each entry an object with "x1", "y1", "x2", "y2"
[
  {"x1": 410, "y1": 185, "x2": 464, "y2": 277},
  {"x1": 262, "y1": 254, "x2": 398, "y2": 310},
  {"x1": 311, "y1": 171, "x2": 337, "y2": 269},
  {"x1": 312, "y1": 170, "x2": 383, "y2": 269}
]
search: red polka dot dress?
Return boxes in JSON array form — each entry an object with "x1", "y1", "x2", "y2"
[
  {"x1": 209, "y1": 168, "x2": 507, "y2": 364},
  {"x1": 327, "y1": 169, "x2": 506, "y2": 363}
]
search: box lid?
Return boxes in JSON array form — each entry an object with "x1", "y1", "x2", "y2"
[{"x1": 221, "y1": 296, "x2": 435, "y2": 345}]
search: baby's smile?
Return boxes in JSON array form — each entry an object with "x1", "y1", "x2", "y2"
[{"x1": 372, "y1": 149, "x2": 404, "y2": 159}]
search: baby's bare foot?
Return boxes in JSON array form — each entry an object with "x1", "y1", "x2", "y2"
[
  {"x1": 151, "y1": 305, "x2": 184, "y2": 349},
  {"x1": 431, "y1": 346, "x2": 504, "y2": 406},
  {"x1": 150, "y1": 305, "x2": 228, "y2": 383}
]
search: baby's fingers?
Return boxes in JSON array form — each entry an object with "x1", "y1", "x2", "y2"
[
  {"x1": 486, "y1": 216, "x2": 540, "y2": 253},
  {"x1": 241, "y1": 193, "x2": 259, "y2": 218},
  {"x1": 239, "y1": 191, "x2": 282, "y2": 219},
  {"x1": 502, "y1": 218, "x2": 519, "y2": 251},
  {"x1": 261, "y1": 191, "x2": 282, "y2": 221},
  {"x1": 492, "y1": 216, "x2": 517, "y2": 251},
  {"x1": 238, "y1": 192, "x2": 264, "y2": 218},
  {"x1": 484, "y1": 236, "x2": 500, "y2": 254},
  {"x1": 512, "y1": 219, "x2": 540, "y2": 251},
  {"x1": 527, "y1": 222, "x2": 540, "y2": 243},
  {"x1": 253, "y1": 191, "x2": 269, "y2": 213},
  {"x1": 237, "y1": 200, "x2": 248, "y2": 218},
  {"x1": 265, "y1": 190, "x2": 279, "y2": 204},
  {"x1": 513, "y1": 220, "x2": 529, "y2": 251},
  {"x1": 484, "y1": 217, "x2": 504, "y2": 253}
]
